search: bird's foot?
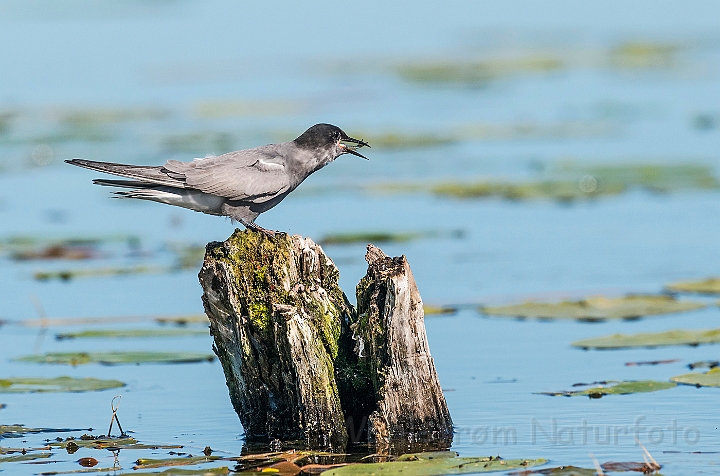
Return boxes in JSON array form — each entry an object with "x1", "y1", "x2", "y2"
[{"x1": 241, "y1": 220, "x2": 282, "y2": 238}]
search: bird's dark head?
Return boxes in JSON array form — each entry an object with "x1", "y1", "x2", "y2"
[{"x1": 294, "y1": 123, "x2": 370, "y2": 159}]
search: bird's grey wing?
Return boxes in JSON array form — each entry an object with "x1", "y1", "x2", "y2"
[{"x1": 162, "y1": 146, "x2": 292, "y2": 202}]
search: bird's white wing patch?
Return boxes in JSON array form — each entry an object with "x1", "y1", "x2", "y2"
[{"x1": 253, "y1": 158, "x2": 285, "y2": 172}]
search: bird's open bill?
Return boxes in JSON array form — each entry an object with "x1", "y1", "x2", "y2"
[{"x1": 340, "y1": 136, "x2": 371, "y2": 160}]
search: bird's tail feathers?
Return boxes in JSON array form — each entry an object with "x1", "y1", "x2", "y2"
[
  {"x1": 94, "y1": 178, "x2": 156, "y2": 189},
  {"x1": 66, "y1": 158, "x2": 182, "y2": 187}
]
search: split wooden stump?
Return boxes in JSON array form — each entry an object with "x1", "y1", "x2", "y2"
[{"x1": 199, "y1": 229, "x2": 453, "y2": 451}]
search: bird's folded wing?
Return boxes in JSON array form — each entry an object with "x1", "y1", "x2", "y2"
[{"x1": 162, "y1": 148, "x2": 291, "y2": 202}]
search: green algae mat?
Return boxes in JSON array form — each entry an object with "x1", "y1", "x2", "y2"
[
  {"x1": 671, "y1": 367, "x2": 720, "y2": 387},
  {"x1": 0, "y1": 452, "x2": 52, "y2": 463},
  {"x1": 15, "y1": 351, "x2": 215, "y2": 366},
  {"x1": 666, "y1": 277, "x2": 720, "y2": 294},
  {"x1": 55, "y1": 328, "x2": 209, "y2": 340},
  {"x1": 573, "y1": 328, "x2": 720, "y2": 349},
  {"x1": 432, "y1": 163, "x2": 719, "y2": 201},
  {"x1": 0, "y1": 376, "x2": 124, "y2": 393},
  {"x1": 482, "y1": 295, "x2": 704, "y2": 321},
  {"x1": 538, "y1": 380, "x2": 677, "y2": 398}
]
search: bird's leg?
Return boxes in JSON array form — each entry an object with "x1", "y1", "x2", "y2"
[{"x1": 240, "y1": 219, "x2": 279, "y2": 238}]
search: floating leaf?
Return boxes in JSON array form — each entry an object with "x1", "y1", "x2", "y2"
[
  {"x1": 15, "y1": 352, "x2": 215, "y2": 366},
  {"x1": 434, "y1": 179, "x2": 626, "y2": 201},
  {"x1": 298, "y1": 463, "x2": 352, "y2": 474},
  {"x1": 318, "y1": 229, "x2": 464, "y2": 247},
  {"x1": 573, "y1": 328, "x2": 720, "y2": 350},
  {"x1": 688, "y1": 360, "x2": 718, "y2": 370},
  {"x1": 610, "y1": 41, "x2": 678, "y2": 69},
  {"x1": 671, "y1": 367, "x2": 720, "y2": 387},
  {"x1": 323, "y1": 452, "x2": 547, "y2": 475},
  {"x1": 165, "y1": 243, "x2": 206, "y2": 270},
  {"x1": 115, "y1": 468, "x2": 230, "y2": 475},
  {"x1": 601, "y1": 460, "x2": 661, "y2": 472},
  {"x1": 320, "y1": 231, "x2": 423, "y2": 246},
  {"x1": 34, "y1": 265, "x2": 171, "y2": 281},
  {"x1": 538, "y1": 380, "x2": 676, "y2": 398},
  {"x1": 483, "y1": 295, "x2": 704, "y2": 321},
  {"x1": 0, "y1": 425, "x2": 89, "y2": 438},
  {"x1": 0, "y1": 377, "x2": 125, "y2": 393},
  {"x1": 55, "y1": 328, "x2": 208, "y2": 340},
  {"x1": 0, "y1": 452, "x2": 52, "y2": 463},
  {"x1": 568, "y1": 163, "x2": 718, "y2": 192},
  {"x1": 12, "y1": 243, "x2": 100, "y2": 261},
  {"x1": 397, "y1": 56, "x2": 564, "y2": 86},
  {"x1": 156, "y1": 315, "x2": 210, "y2": 326},
  {"x1": 509, "y1": 466, "x2": 596, "y2": 475},
  {"x1": 423, "y1": 305, "x2": 458, "y2": 316},
  {"x1": 349, "y1": 132, "x2": 455, "y2": 150},
  {"x1": 666, "y1": 277, "x2": 720, "y2": 294},
  {"x1": 49, "y1": 436, "x2": 182, "y2": 451},
  {"x1": 432, "y1": 163, "x2": 718, "y2": 201},
  {"x1": 134, "y1": 455, "x2": 221, "y2": 469},
  {"x1": 625, "y1": 359, "x2": 679, "y2": 366},
  {"x1": 21, "y1": 314, "x2": 208, "y2": 328}
]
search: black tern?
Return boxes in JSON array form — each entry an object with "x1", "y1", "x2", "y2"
[{"x1": 66, "y1": 123, "x2": 369, "y2": 235}]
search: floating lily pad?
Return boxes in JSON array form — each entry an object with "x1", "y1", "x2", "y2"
[
  {"x1": 347, "y1": 132, "x2": 455, "y2": 150},
  {"x1": 423, "y1": 305, "x2": 458, "y2": 316},
  {"x1": 666, "y1": 277, "x2": 720, "y2": 294},
  {"x1": 600, "y1": 460, "x2": 661, "y2": 472},
  {"x1": 567, "y1": 163, "x2": 719, "y2": 192},
  {"x1": 671, "y1": 367, "x2": 720, "y2": 387},
  {"x1": 688, "y1": 360, "x2": 718, "y2": 370},
  {"x1": 0, "y1": 452, "x2": 52, "y2": 463},
  {"x1": 320, "y1": 231, "x2": 423, "y2": 245},
  {"x1": 16, "y1": 352, "x2": 215, "y2": 366},
  {"x1": 34, "y1": 265, "x2": 171, "y2": 281},
  {"x1": 397, "y1": 56, "x2": 563, "y2": 86},
  {"x1": 432, "y1": 163, "x2": 718, "y2": 201},
  {"x1": 134, "y1": 455, "x2": 221, "y2": 469},
  {"x1": 610, "y1": 41, "x2": 678, "y2": 69},
  {"x1": 49, "y1": 436, "x2": 182, "y2": 451},
  {"x1": 166, "y1": 243, "x2": 206, "y2": 270},
  {"x1": 12, "y1": 243, "x2": 100, "y2": 261},
  {"x1": 482, "y1": 295, "x2": 704, "y2": 321},
  {"x1": 0, "y1": 425, "x2": 89, "y2": 438},
  {"x1": 155, "y1": 315, "x2": 210, "y2": 326},
  {"x1": 323, "y1": 452, "x2": 547, "y2": 475},
  {"x1": 116, "y1": 468, "x2": 230, "y2": 475},
  {"x1": 433, "y1": 180, "x2": 624, "y2": 201},
  {"x1": 625, "y1": 359, "x2": 679, "y2": 366},
  {"x1": 55, "y1": 328, "x2": 208, "y2": 340},
  {"x1": 573, "y1": 328, "x2": 720, "y2": 350},
  {"x1": 508, "y1": 466, "x2": 596, "y2": 475},
  {"x1": 21, "y1": 314, "x2": 209, "y2": 328},
  {"x1": 538, "y1": 380, "x2": 676, "y2": 398},
  {"x1": 319, "y1": 230, "x2": 463, "y2": 246},
  {"x1": 0, "y1": 377, "x2": 125, "y2": 393}
]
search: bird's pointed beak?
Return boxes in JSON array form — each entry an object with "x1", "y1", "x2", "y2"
[{"x1": 339, "y1": 136, "x2": 370, "y2": 160}]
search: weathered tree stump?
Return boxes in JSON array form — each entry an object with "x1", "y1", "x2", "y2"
[
  {"x1": 351, "y1": 245, "x2": 454, "y2": 448},
  {"x1": 199, "y1": 230, "x2": 453, "y2": 451}
]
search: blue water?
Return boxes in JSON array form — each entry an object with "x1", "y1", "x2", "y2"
[{"x1": 1, "y1": 1, "x2": 720, "y2": 474}]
